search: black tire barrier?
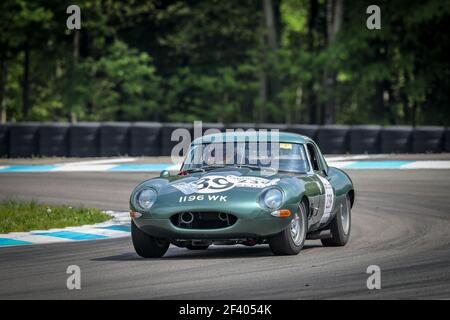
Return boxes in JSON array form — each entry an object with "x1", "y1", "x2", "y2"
[
  {"x1": 316, "y1": 125, "x2": 350, "y2": 154},
  {"x1": 412, "y1": 126, "x2": 445, "y2": 153},
  {"x1": 39, "y1": 123, "x2": 70, "y2": 157},
  {"x1": 285, "y1": 124, "x2": 318, "y2": 140},
  {"x1": 130, "y1": 122, "x2": 163, "y2": 156},
  {"x1": 160, "y1": 123, "x2": 194, "y2": 156},
  {"x1": 9, "y1": 123, "x2": 40, "y2": 157},
  {"x1": 349, "y1": 125, "x2": 382, "y2": 154},
  {"x1": 380, "y1": 126, "x2": 413, "y2": 153},
  {"x1": 256, "y1": 123, "x2": 287, "y2": 132},
  {"x1": 100, "y1": 122, "x2": 131, "y2": 157},
  {"x1": 227, "y1": 123, "x2": 267, "y2": 142},
  {"x1": 200, "y1": 122, "x2": 225, "y2": 136},
  {"x1": 69, "y1": 122, "x2": 100, "y2": 157},
  {"x1": 445, "y1": 128, "x2": 450, "y2": 152},
  {"x1": 2, "y1": 123, "x2": 450, "y2": 157},
  {"x1": 227, "y1": 123, "x2": 257, "y2": 131},
  {"x1": 196, "y1": 122, "x2": 225, "y2": 142},
  {"x1": 254, "y1": 123, "x2": 287, "y2": 141},
  {"x1": 227, "y1": 122, "x2": 286, "y2": 139},
  {"x1": 0, "y1": 124, "x2": 9, "y2": 157}
]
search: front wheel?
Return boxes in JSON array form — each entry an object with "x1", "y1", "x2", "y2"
[
  {"x1": 321, "y1": 194, "x2": 351, "y2": 247},
  {"x1": 269, "y1": 202, "x2": 308, "y2": 256},
  {"x1": 131, "y1": 220, "x2": 170, "y2": 258}
]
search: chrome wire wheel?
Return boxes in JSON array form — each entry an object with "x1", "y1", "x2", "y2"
[
  {"x1": 269, "y1": 202, "x2": 307, "y2": 255},
  {"x1": 341, "y1": 197, "x2": 351, "y2": 236},
  {"x1": 290, "y1": 211, "x2": 305, "y2": 246}
]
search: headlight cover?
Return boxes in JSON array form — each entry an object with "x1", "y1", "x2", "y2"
[
  {"x1": 262, "y1": 188, "x2": 283, "y2": 210},
  {"x1": 137, "y1": 188, "x2": 157, "y2": 210}
]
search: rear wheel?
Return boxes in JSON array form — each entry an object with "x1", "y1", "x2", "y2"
[
  {"x1": 321, "y1": 194, "x2": 351, "y2": 247},
  {"x1": 131, "y1": 220, "x2": 169, "y2": 258},
  {"x1": 269, "y1": 202, "x2": 308, "y2": 256}
]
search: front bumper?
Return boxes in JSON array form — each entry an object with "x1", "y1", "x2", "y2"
[
  {"x1": 134, "y1": 215, "x2": 291, "y2": 239},
  {"x1": 132, "y1": 198, "x2": 298, "y2": 239}
]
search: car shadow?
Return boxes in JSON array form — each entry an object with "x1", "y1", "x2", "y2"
[{"x1": 91, "y1": 243, "x2": 322, "y2": 262}]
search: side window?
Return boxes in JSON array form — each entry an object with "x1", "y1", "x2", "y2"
[{"x1": 306, "y1": 143, "x2": 320, "y2": 172}]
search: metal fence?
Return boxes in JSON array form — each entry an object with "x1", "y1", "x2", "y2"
[{"x1": 0, "y1": 122, "x2": 449, "y2": 157}]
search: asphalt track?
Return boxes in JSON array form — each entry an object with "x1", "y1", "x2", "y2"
[{"x1": 0, "y1": 170, "x2": 449, "y2": 299}]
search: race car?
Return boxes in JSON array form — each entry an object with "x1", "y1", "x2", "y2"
[{"x1": 130, "y1": 131, "x2": 354, "y2": 257}]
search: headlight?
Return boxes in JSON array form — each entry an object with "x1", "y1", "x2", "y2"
[
  {"x1": 137, "y1": 188, "x2": 157, "y2": 210},
  {"x1": 262, "y1": 188, "x2": 283, "y2": 210}
]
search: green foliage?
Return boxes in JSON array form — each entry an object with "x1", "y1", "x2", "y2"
[
  {"x1": 0, "y1": 198, "x2": 110, "y2": 233},
  {"x1": 0, "y1": 0, "x2": 448, "y2": 125},
  {"x1": 79, "y1": 40, "x2": 161, "y2": 120}
]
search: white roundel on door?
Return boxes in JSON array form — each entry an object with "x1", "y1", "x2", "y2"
[{"x1": 317, "y1": 175, "x2": 335, "y2": 217}]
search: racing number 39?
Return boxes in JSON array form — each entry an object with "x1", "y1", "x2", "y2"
[{"x1": 196, "y1": 177, "x2": 234, "y2": 193}]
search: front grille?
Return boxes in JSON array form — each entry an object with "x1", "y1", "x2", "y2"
[{"x1": 170, "y1": 212, "x2": 237, "y2": 229}]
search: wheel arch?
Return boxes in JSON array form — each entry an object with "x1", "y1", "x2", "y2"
[
  {"x1": 300, "y1": 195, "x2": 310, "y2": 217},
  {"x1": 348, "y1": 189, "x2": 355, "y2": 208}
]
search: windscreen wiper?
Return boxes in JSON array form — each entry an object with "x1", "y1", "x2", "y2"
[
  {"x1": 234, "y1": 164, "x2": 266, "y2": 171},
  {"x1": 180, "y1": 165, "x2": 226, "y2": 174}
]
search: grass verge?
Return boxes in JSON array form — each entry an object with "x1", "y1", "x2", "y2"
[{"x1": 0, "y1": 199, "x2": 111, "y2": 233}]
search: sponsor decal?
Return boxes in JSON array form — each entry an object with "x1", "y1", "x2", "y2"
[
  {"x1": 172, "y1": 175, "x2": 280, "y2": 195},
  {"x1": 318, "y1": 175, "x2": 335, "y2": 224},
  {"x1": 171, "y1": 182, "x2": 199, "y2": 195}
]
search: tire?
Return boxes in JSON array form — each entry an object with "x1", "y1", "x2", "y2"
[
  {"x1": 316, "y1": 125, "x2": 350, "y2": 154},
  {"x1": 9, "y1": 123, "x2": 39, "y2": 157},
  {"x1": 186, "y1": 245, "x2": 209, "y2": 250},
  {"x1": 39, "y1": 123, "x2": 70, "y2": 156},
  {"x1": 321, "y1": 194, "x2": 351, "y2": 247},
  {"x1": 131, "y1": 220, "x2": 169, "y2": 258},
  {"x1": 130, "y1": 122, "x2": 162, "y2": 156},
  {"x1": 160, "y1": 123, "x2": 194, "y2": 156},
  {"x1": 349, "y1": 125, "x2": 381, "y2": 154},
  {"x1": 0, "y1": 124, "x2": 10, "y2": 157},
  {"x1": 380, "y1": 126, "x2": 412, "y2": 153},
  {"x1": 285, "y1": 124, "x2": 318, "y2": 140},
  {"x1": 269, "y1": 202, "x2": 308, "y2": 256},
  {"x1": 69, "y1": 123, "x2": 100, "y2": 157},
  {"x1": 99, "y1": 122, "x2": 130, "y2": 157}
]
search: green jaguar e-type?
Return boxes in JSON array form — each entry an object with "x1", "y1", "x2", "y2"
[{"x1": 130, "y1": 131, "x2": 355, "y2": 257}]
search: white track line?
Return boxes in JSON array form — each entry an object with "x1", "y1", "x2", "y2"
[
  {"x1": 325, "y1": 154, "x2": 391, "y2": 162},
  {"x1": 400, "y1": 161, "x2": 450, "y2": 169},
  {"x1": 66, "y1": 227, "x2": 130, "y2": 238},
  {"x1": 53, "y1": 164, "x2": 117, "y2": 172},
  {"x1": 0, "y1": 233, "x2": 76, "y2": 244},
  {"x1": 168, "y1": 164, "x2": 182, "y2": 171},
  {"x1": 55, "y1": 158, "x2": 136, "y2": 166},
  {"x1": 0, "y1": 212, "x2": 131, "y2": 247},
  {"x1": 327, "y1": 161, "x2": 356, "y2": 168},
  {"x1": 325, "y1": 155, "x2": 370, "y2": 162}
]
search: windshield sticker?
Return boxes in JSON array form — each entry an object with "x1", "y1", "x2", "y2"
[
  {"x1": 172, "y1": 175, "x2": 280, "y2": 195},
  {"x1": 280, "y1": 143, "x2": 292, "y2": 150}
]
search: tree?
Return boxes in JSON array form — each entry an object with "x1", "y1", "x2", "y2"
[{"x1": 0, "y1": 0, "x2": 448, "y2": 125}]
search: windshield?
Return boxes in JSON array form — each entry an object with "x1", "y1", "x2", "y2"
[{"x1": 182, "y1": 142, "x2": 310, "y2": 173}]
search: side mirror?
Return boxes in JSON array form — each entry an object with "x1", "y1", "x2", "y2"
[{"x1": 160, "y1": 170, "x2": 170, "y2": 178}]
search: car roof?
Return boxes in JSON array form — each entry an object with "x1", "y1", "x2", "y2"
[{"x1": 191, "y1": 131, "x2": 312, "y2": 145}]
